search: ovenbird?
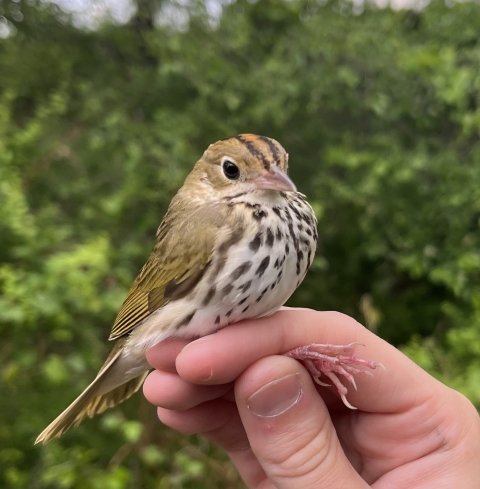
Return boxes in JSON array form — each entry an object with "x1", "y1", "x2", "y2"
[{"x1": 36, "y1": 134, "x2": 380, "y2": 444}]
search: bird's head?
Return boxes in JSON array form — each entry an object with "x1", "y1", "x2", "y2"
[{"x1": 185, "y1": 134, "x2": 296, "y2": 201}]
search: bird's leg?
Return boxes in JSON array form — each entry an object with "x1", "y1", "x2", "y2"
[{"x1": 284, "y1": 343, "x2": 385, "y2": 409}]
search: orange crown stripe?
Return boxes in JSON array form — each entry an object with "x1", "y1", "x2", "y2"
[{"x1": 237, "y1": 133, "x2": 260, "y2": 141}]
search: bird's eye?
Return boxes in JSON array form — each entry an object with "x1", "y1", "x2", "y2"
[{"x1": 222, "y1": 160, "x2": 240, "y2": 180}]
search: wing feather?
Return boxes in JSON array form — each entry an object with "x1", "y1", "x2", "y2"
[{"x1": 108, "y1": 204, "x2": 223, "y2": 340}]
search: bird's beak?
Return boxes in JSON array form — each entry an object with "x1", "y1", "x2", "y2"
[{"x1": 254, "y1": 166, "x2": 297, "y2": 192}]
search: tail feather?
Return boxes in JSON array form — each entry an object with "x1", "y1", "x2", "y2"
[
  {"x1": 35, "y1": 343, "x2": 148, "y2": 444},
  {"x1": 84, "y1": 372, "x2": 148, "y2": 419}
]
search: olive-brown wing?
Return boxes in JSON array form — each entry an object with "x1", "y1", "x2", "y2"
[{"x1": 108, "y1": 215, "x2": 216, "y2": 340}]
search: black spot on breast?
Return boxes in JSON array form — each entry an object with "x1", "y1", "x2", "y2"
[
  {"x1": 285, "y1": 243, "x2": 290, "y2": 255},
  {"x1": 266, "y1": 228, "x2": 274, "y2": 248},
  {"x1": 238, "y1": 296, "x2": 249, "y2": 305},
  {"x1": 306, "y1": 228, "x2": 312, "y2": 236},
  {"x1": 289, "y1": 203, "x2": 302, "y2": 220},
  {"x1": 255, "y1": 286, "x2": 269, "y2": 303},
  {"x1": 217, "y1": 226, "x2": 244, "y2": 256},
  {"x1": 255, "y1": 256, "x2": 270, "y2": 277},
  {"x1": 275, "y1": 228, "x2": 282, "y2": 241},
  {"x1": 222, "y1": 284, "x2": 234, "y2": 296},
  {"x1": 202, "y1": 285, "x2": 216, "y2": 306},
  {"x1": 231, "y1": 261, "x2": 252, "y2": 281},
  {"x1": 272, "y1": 207, "x2": 282, "y2": 218},
  {"x1": 253, "y1": 207, "x2": 267, "y2": 221},
  {"x1": 270, "y1": 283, "x2": 276, "y2": 290},
  {"x1": 302, "y1": 212, "x2": 312, "y2": 225},
  {"x1": 226, "y1": 309, "x2": 233, "y2": 317},
  {"x1": 212, "y1": 226, "x2": 245, "y2": 278},
  {"x1": 288, "y1": 222, "x2": 295, "y2": 239},
  {"x1": 176, "y1": 312, "x2": 195, "y2": 330},
  {"x1": 239, "y1": 280, "x2": 252, "y2": 293},
  {"x1": 249, "y1": 231, "x2": 262, "y2": 253},
  {"x1": 288, "y1": 223, "x2": 300, "y2": 252},
  {"x1": 215, "y1": 315, "x2": 220, "y2": 325},
  {"x1": 276, "y1": 270, "x2": 283, "y2": 284},
  {"x1": 274, "y1": 257, "x2": 279, "y2": 269},
  {"x1": 242, "y1": 305, "x2": 250, "y2": 313},
  {"x1": 296, "y1": 250, "x2": 304, "y2": 275}
]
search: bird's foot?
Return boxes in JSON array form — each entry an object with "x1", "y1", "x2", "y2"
[{"x1": 284, "y1": 342, "x2": 385, "y2": 409}]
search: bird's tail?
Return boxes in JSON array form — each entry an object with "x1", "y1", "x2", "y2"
[{"x1": 35, "y1": 341, "x2": 148, "y2": 444}]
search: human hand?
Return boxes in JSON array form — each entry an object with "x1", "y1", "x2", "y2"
[{"x1": 144, "y1": 309, "x2": 480, "y2": 488}]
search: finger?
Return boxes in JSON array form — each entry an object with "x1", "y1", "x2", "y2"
[
  {"x1": 146, "y1": 338, "x2": 190, "y2": 373},
  {"x1": 176, "y1": 310, "x2": 378, "y2": 385},
  {"x1": 156, "y1": 399, "x2": 239, "y2": 437},
  {"x1": 143, "y1": 369, "x2": 232, "y2": 410},
  {"x1": 158, "y1": 399, "x2": 271, "y2": 487},
  {"x1": 176, "y1": 309, "x2": 433, "y2": 413},
  {"x1": 235, "y1": 355, "x2": 370, "y2": 489}
]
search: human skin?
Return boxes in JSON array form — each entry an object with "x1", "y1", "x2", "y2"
[{"x1": 143, "y1": 309, "x2": 480, "y2": 489}]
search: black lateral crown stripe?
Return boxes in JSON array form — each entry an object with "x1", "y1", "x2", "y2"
[
  {"x1": 258, "y1": 136, "x2": 280, "y2": 165},
  {"x1": 235, "y1": 135, "x2": 270, "y2": 170}
]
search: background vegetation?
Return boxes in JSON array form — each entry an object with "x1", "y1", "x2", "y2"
[{"x1": 1, "y1": 0, "x2": 480, "y2": 486}]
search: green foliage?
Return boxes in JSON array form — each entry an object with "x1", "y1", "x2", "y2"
[{"x1": 1, "y1": 0, "x2": 479, "y2": 486}]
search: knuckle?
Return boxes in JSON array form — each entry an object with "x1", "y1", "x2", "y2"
[{"x1": 259, "y1": 419, "x2": 334, "y2": 479}]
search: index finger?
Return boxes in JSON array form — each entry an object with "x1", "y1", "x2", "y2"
[
  {"x1": 146, "y1": 337, "x2": 191, "y2": 373},
  {"x1": 175, "y1": 309, "x2": 438, "y2": 413}
]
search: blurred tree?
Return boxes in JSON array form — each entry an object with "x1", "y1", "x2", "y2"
[{"x1": 0, "y1": 0, "x2": 479, "y2": 487}]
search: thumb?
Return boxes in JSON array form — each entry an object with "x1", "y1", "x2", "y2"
[{"x1": 235, "y1": 356, "x2": 369, "y2": 489}]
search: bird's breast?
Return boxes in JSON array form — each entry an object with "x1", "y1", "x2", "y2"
[{"x1": 124, "y1": 193, "x2": 317, "y2": 357}]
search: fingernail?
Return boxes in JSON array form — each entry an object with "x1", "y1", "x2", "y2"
[
  {"x1": 181, "y1": 336, "x2": 213, "y2": 351},
  {"x1": 201, "y1": 365, "x2": 213, "y2": 382},
  {"x1": 247, "y1": 373, "x2": 302, "y2": 418}
]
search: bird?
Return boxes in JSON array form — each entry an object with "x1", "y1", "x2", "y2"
[{"x1": 36, "y1": 134, "x2": 380, "y2": 444}]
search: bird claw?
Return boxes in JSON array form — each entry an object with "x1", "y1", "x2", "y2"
[
  {"x1": 341, "y1": 394, "x2": 358, "y2": 410},
  {"x1": 285, "y1": 343, "x2": 384, "y2": 409}
]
